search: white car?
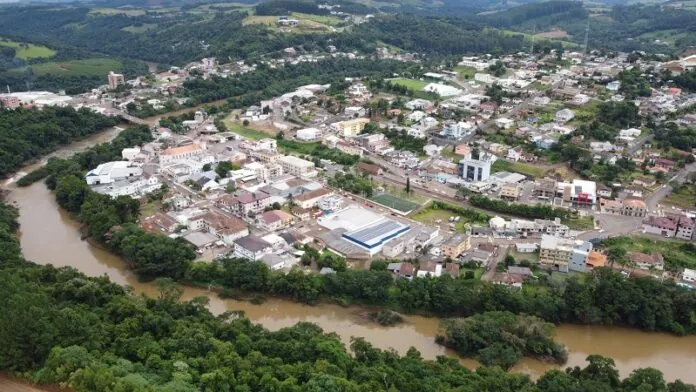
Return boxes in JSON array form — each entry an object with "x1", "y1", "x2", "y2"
[{"x1": 598, "y1": 229, "x2": 605, "y2": 233}]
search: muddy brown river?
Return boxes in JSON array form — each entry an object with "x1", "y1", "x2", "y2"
[{"x1": 4, "y1": 118, "x2": 696, "y2": 383}]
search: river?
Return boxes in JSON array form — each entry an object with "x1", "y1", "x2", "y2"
[{"x1": 4, "y1": 119, "x2": 696, "y2": 384}]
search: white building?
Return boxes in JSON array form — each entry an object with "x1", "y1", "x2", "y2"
[
  {"x1": 319, "y1": 194, "x2": 343, "y2": 212},
  {"x1": 233, "y1": 236, "x2": 272, "y2": 261},
  {"x1": 278, "y1": 155, "x2": 317, "y2": 177},
  {"x1": 441, "y1": 121, "x2": 474, "y2": 139},
  {"x1": 423, "y1": 83, "x2": 462, "y2": 97},
  {"x1": 121, "y1": 147, "x2": 141, "y2": 161},
  {"x1": 458, "y1": 152, "x2": 495, "y2": 182},
  {"x1": 296, "y1": 127, "x2": 322, "y2": 141},
  {"x1": 85, "y1": 161, "x2": 142, "y2": 185}
]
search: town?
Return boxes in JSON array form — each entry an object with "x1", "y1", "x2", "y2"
[{"x1": 5, "y1": 47, "x2": 696, "y2": 292}]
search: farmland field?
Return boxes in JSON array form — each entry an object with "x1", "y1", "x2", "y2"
[{"x1": 0, "y1": 39, "x2": 56, "y2": 59}]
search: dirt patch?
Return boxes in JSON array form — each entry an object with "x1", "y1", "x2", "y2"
[{"x1": 535, "y1": 29, "x2": 569, "y2": 39}]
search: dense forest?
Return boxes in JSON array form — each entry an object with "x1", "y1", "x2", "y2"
[
  {"x1": 0, "y1": 107, "x2": 121, "y2": 178},
  {"x1": 1, "y1": 201, "x2": 695, "y2": 391}
]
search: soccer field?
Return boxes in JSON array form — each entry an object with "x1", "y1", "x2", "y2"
[{"x1": 369, "y1": 193, "x2": 420, "y2": 213}]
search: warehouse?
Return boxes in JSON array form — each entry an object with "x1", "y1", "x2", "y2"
[{"x1": 318, "y1": 206, "x2": 411, "y2": 255}]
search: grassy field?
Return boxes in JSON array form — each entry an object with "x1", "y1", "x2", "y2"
[
  {"x1": 453, "y1": 65, "x2": 477, "y2": 79},
  {"x1": 224, "y1": 121, "x2": 272, "y2": 140},
  {"x1": 0, "y1": 39, "x2": 56, "y2": 59},
  {"x1": 242, "y1": 12, "x2": 339, "y2": 32},
  {"x1": 411, "y1": 208, "x2": 469, "y2": 232},
  {"x1": 491, "y1": 159, "x2": 546, "y2": 178},
  {"x1": 664, "y1": 184, "x2": 696, "y2": 210},
  {"x1": 369, "y1": 193, "x2": 420, "y2": 213},
  {"x1": 122, "y1": 23, "x2": 158, "y2": 33},
  {"x1": 27, "y1": 58, "x2": 122, "y2": 76},
  {"x1": 387, "y1": 78, "x2": 429, "y2": 91}
]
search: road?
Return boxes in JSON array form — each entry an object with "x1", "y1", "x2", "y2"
[{"x1": 646, "y1": 162, "x2": 696, "y2": 212}]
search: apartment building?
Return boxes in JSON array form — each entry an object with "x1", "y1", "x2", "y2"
[
  {"x1": 331, "y1": 118, "x2": 370, "y2": 138},
  {"x1": 441, "y1": 234, "x2": 471, "y2": 259},
  {"x1": 539, "y1": 234, "x2": 593, "y2": 273},
  {"x1": 278, "y1": 155, "x2": 318, "y2": 177}
]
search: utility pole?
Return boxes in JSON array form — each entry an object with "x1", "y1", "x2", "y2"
[{"x1": 530, "y1": 24, "x2": 536, "y2": 55}]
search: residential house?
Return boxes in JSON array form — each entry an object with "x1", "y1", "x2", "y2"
[
  {"x1": 682, "y1": 268, "x2": 696, "y2": 284},
  {"x1": 233, "y1": 235, "x2": 272, "y2": 260},
  {"x1": 356, "y1": 162, "x2": 383, "y2": 176},
  {"x1": 291, "y1": 206, "x2": 311, "y2": 221},
  {"x1": 417, "y1": 262, "x2": 443, "y2": 278},
  {"x1": 491, "y1": 272, "x2": 524, "y2": 289},
  {"x1": 628, "y1": 251, "x2": 664, "y2": 271},
  {"x1": 676, "y1": 215, "x2": 695, "y2": 240},
  {"x1": 225, "y1": 191, "x2": 271, "y2": 216},
  {"x1": 554, "y1": 108, "x2": 575, "y2": 123},
  {"x1": 258, "y1": 210, "x2": 293, "y2": 231},
  {"x1": 295, "y1": 188, "x2": 333, "y2": 209}
]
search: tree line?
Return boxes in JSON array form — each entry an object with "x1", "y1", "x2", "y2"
[{"x1": 469, "y1": 195, "x2": 571, "y2": 220}]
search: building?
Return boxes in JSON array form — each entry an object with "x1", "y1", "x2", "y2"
[
  {"x1": 458, "y1": 153, "x2": 494, "y2": 182},
  {"x1": 278, "y1": 155, "x2": 317, "y2": 178},
  {"x1": 331, "y1": 118, "x2": 370, "y2": 138},
  {"x1": 642, "y1": 216, "x2": 678, "y2": 237},
  {"x1": 159, "y1": 144, "x2": 204, "y2": 165},
  {"x1": 233, "y1": 236, "x2": 272, "y2": 261},
  {"x1": 499, "y1": 184, "x2": 521, "y2": 201},
  {"x1": 628, "y1": 251, "x2": 664, "y2": 271},
  {"x1": 85, "y1": 161, "x2": 142, "y2": 185},
  {"x1": 295, "y1": 188, "x2": 333, "y2": 209},
  {"x1": 296, "y1": 127, "x2": 322, "y2": 141},
  {"x1": 682, "y1": 268, "x2": 696, "y2": 284},
  {"x1": 356, "y1": 162, "x2": 383, "y2": 176},
  {"x1": 319, "y1": 194, "x2": 343, "y2": 212},
  {"x1": 676, "y1": 215, "x2": 695, "y2": 240},
  {"x1": 108, "y1": 71, "x2": 125, "y2": 89},
  {"x1": 621, "y1": 199, "x2": 647, "y2": 217},
  {"x1": 539, "y1": 234, "x2": 593, "y2": 273},
  {"x1": 228, "y1": 192, "x2": 271, "y2": 216},
  {"x1": 0, "y1": 95, "x2": 20, "y2": 109},
  {"x1": 257, "y1": 210, "x2": 292, "y2": 231},
  {"x1": 554, "y1": 108, "x2": 575, "y2": 123},
  {"x1": 559, "y1": 179, "x2": 597, "y2": 209},
  {"x1": 441, "y1": 234, "x2": 471, "y2": 259}
]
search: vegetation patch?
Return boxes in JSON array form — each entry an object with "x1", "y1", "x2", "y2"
[
  {"x1": 0, "y1": 39, "x2": 56, "y2": 59},
  {"x1": 223, "y1": 120, "x2": 272, "y2": 140},
  {"x1": 28, "y1": 58, "x2": 122, "y2": 77},
  {"x1": 365, "y1": 309, "x2": 404, "y2": 326},
  {"x1": 121, "y1": 23, "x2": 159, "y2": 33},
  {"x1": 411, "y1": 201, "x2": 491, "y2": 230},
  {"x1": 664, "y1": 183, "x2": 696, "y2": 210},
  {"x1": 436, "y1": 311, "x2": 567, "y2": 370},
  {"x1": 491, "y1": 159, "x2": 546, "y2": 178},
  {"x1": 601, "y1": 236, "x2": 696, "y2": 271}
]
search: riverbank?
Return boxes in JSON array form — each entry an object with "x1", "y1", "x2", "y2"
[{"x1": 6, "y1": 181, "x2": 696, "y2": 382}]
